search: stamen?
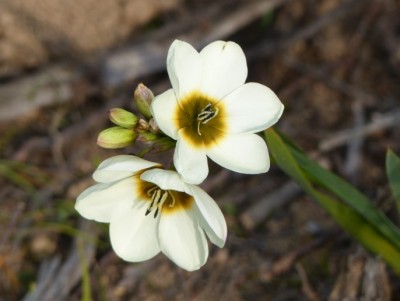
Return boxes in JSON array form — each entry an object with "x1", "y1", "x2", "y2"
[
  {"x1": 145, "y1": 201, "x2": 154, "y2": 216},
  {"x1": 197, "y1": 104, "x2": 213, "y2": 120},
  {"x1": 196, "y1": 103, "x2": 219, "y2": 136},
  {"x1": 154, "y1": 191, "x2": 169, "y2": 218},
  {"x1": 168, "y1": 191, "x2": 176, "y2": 207},
  {"x1": 145, "y1": 188, "x2": 160, "y2": 216},
  {"x1": 145, "y1": 188, "x2": 176, "y2": 218},
  {"x1": 203, "y1": 103, "x2": 213, "y2": 112}
]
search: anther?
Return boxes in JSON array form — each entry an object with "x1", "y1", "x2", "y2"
[
  {"x1": 154, "y1": 191, "x2": 169, "y2": 218},
  {"x1": 145, "y1": 188, "x2": 175, "y2": 218},
  {"x1": 145, "y1": 188, "x2": 161, "y2": 216},
  {"x1": 196, "y1": 103, "x2": 219, "y2": 136}
]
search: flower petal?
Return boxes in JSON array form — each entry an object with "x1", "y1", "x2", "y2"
[
  {"x1": 167, "y1": 40, "x2": 202, "y2": 99},
  {"x1": 110, "y1": 203, "x2": 161, "y2": 262},
  {"x1": 159, "y1": 208, "x2": 208, "y2": 271},
  {"x1": 75, "y1": 177, "x2": 136, "y2": 223},
  {"x1": 207, "y1": 133, "x2": 270, "y2": 174},
  {"x1": 188, "y1": 184, "x2": 227, "y2": 248},
  {"x1": 151, "y1": 89, "x2": 179, "y2": 140},
  {"x1": 140, "y1": 169, "x2": 188, "y2": 193},
  {"x1": 93, "y1": 155, "x2": 160, "y2": 183},
  {"x1": 199, "y1": 41, "x2": 247, "y2": 99},
  {"x1": 220, "y1": 83, "x2": 284, "y2": 134},
  {"x1": 174, "y1": 130, "x2": 208, "y2": 185}
]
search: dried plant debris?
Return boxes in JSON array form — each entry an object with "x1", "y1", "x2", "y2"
[
  {"x1": 328, "y1": 251, "x2": 392, "y2": 301},
  {"x1": 1, "y1": 0, "x2": 400, "y2": 300}
]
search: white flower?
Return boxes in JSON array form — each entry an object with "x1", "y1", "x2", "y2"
[
  {"x1": 152, "y1": 40, "x2": 284, "y2": 184},
  {"x1": 75, "y1": 155, "x2": 227, "y2": 271}
]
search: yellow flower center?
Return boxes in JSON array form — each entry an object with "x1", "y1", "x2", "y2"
[
  {"x1": 174, "y1": 91, "x2": 227, "y2": 148},
  {"x1": 136, "y1": 176, "x2": 193, "y2": 218}
]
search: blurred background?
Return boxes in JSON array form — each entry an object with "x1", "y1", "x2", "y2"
[{"x1": 0, "y1": 0, "x2": 400, "y2": 300}]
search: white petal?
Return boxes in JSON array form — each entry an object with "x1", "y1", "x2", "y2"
[
  {"x1": 151, "y1": 89, "x2": 179, "y2": 140},
  {"x1": 188, "y1": 185, "x2": 227, "y2": 248},
  {"x1": 199, "y1": 41, "x2": 247, "y2": 99},
  {"x1": 159, "y1": 208, "x2": 208, "y2": 271},
  {"x1": 75, "y1": 177, "x2": 136, "y2": 223},
  {"x1": 93, "y1": 155, "x2": 160, "y2": 183},
  {"x1": 221, "y1": 83, "x2": 284, "y2": 134},
  {"x1": 110, "y1": 203, "x2": 161, "y2": 262},
  {"x1": 207, "y1": 133, "x2": 270, "y2": 174},
  {"x1": 174, "y1": 130, "x2": 208, "y2": 185},
  {"x1": 140, "y1": 169, "x2": 188, "y2": 193},
  {"x1": 167, "y1": 40, "x2": 202, "y2": 99}
]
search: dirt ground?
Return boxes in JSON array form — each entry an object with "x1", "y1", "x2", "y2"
[{"x1": 0, "y1": 0, "x2": 400, "y2": 300}]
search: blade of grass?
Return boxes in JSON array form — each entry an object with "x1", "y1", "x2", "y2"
[
  {"x1": 77, "y1": 239, "x2": 92, "y2": 301},
  {"x1": 386, "y1": 149, "x2": 400, "y2": 213},
  {"x1": 264, "y1": 128, "x2": 400, "y2": 272},
  {"x1": 285, "y1": 135, "x2": 400, "y2": 250},
  {"x1": 0, "y1": 163, "x2": 35, "y2": 192},
  {"x1": 0, "y1": 160, "x2": 49, "y2": 192}
]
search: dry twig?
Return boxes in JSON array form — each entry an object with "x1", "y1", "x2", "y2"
[
  {"x1": 240, "y1": 181, "x2": 301, "y2": 230},
  {"x1": 319, "y1": 109, "x2": 400, "y2": 151},
  {"x1": 296, "y1": 263, "x2": 321, "y2": 301},
  {"x1": 259, "y1": 230, "x2": 338, "y2": 282}
]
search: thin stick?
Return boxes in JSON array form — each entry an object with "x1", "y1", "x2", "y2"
[
  {"x1": 319, "y1": 109, "x2": 400, "y2": 151},
  {"x1": 240, "y1": 181, "x2": 301, "y2": 230}
]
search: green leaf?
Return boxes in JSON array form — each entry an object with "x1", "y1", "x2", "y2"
[
  {"x1": 288, "y1": 140, "x2": 400, "y2": 251},
  {"x1": 386, "y1": 149, "x2": 400, "y2": 212},
  {"x1": 264, "y1": 128, "x2": 400, "y2": 272},
  {"x1": 77, "y1": 239, "x2": 92, "y2": 301}
]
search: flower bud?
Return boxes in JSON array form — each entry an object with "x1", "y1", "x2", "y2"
[
  {"x1": 109, "y1": 108, "x2": 138, "y2": 128},
  {"x1": 97, "y1": 127, "x2": 137, "y2": 149},
  {"x1": 134, "y1": 83, "x2": 154, "y2": 119},
  {"x1": 134, "y1": 118, "x2": 150, "y2": 133},
  {"x1": 149, "y1": 118, "x2": 160, "y2": 133}
]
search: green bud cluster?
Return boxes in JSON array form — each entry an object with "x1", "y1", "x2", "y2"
[{"x1": 96, "y1": 83, "x2": 175, "y2": 153}]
